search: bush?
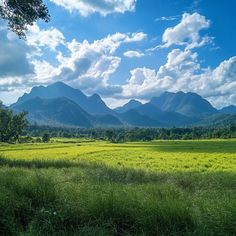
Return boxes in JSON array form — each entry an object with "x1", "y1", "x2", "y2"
[{"x1": 42, "y1": 133, "x2": 50, "y2": 143}]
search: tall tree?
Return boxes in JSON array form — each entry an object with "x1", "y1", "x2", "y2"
[
  {"x1": 0, "y1": 106, "x2": 28, "y2": 143},
  {"x1": 0, "y1": 0, "x2": 50, "y2": 38}
]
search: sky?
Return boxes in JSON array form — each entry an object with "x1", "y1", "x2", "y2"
[{"x1": 0, "y1": 0, "x2": 236, "y2": 108}]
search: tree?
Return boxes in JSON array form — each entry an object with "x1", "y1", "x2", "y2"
[
  {"x1": 0, "y1": 106, "x2": 28, "y2": 143},
  {"x1": 42, "y1": 133, "x2": 50, "y2": 143},
  {"x1": 0, "y1": 0, "x2": 50, "y2": 38},
  {"x1": 229, "y1": 124, "x2": 236, "y2": 133},
  {"x1": 9, "y1": 111, "x2": 28, "y2": 141}
]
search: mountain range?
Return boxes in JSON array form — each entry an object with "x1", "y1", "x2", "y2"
[
  {"x1": 10, "y1": 82, "x2": 236, "y2": 128},
  {"x1": 14, "y1": 82, "x2": 114, "y2": 116}
]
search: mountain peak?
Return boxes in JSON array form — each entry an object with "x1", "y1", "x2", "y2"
[
  {"x1": 115, "y1": 99, "x2": 142, "y2": 113},
  {"x1": 129, "y1": 99, "x2": 141, "y2": 104},
  {"x1": 90, "y1": 93, "x2": 101, "y2": 99},
  {"x1": 150, "y1": 91, "x2": 217, "y2": 117},
  {"x1": 48, "y1": 81, "x2": 68, "y2": 88},
  {"x1": 13, "y1": 82, "x2": 114, "y2": 116}
]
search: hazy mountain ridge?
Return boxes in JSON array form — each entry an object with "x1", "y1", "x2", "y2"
[
  {"x1": 12, "y1": 97, "x2": 94, "y2": 127},
  {"x1": 115, "y1": 100, "x2": 142, "y2": 113},
  {"x1": 134, "y1": 103, "x2": 198, "y2": 126},
  {"x1": 219, "y1": 105, "x2": 236, "y2": 114},
  {"x1": 10, "y1": 82, "x2": 236, "y2": 128},
  {"x1": 14, "y1": 82, "x2": 114, "y2": 116},
  {"x1": 149, "y1": 91, "x2": 218, "y2": 117}
]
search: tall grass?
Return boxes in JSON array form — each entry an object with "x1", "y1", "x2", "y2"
[
  {"x1": 0, "y1": 159, "x2": 235, "y2": 235},
  {"x1": 0, "y1": 139, "x2": 235, "y2": 235}
]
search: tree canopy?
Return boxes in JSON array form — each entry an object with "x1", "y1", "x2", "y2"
[
  {"x1": 0, "y1": 0, "x2": 50, "y2": 38},
  {"x1": 0, "y1": 105, "x2": 28, "y2": 143}
]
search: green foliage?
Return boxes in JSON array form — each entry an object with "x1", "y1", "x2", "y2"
[
  {"x1": 42, "y1": 133, "x2": 50, "y2": 143},
  {"x1": 27, "y1": 124, "x2": 236, "y2": 143},
  {"x1": 0, "y1": 0, "x2": 50, "y2": 38},
  {"x1": 0, "y1": 106, "x2": 27, "y2": 143}
]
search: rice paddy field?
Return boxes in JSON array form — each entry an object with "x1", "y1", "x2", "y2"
[{"x1": 0, "y1": 139, "x2": 235, "y2": 235}]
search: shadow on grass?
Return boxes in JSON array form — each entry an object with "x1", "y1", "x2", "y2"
[
  {"x1": 0, "y1": 156, "x2": 79, "y2": 169},
  {"x1": 0, "y1": 144, "x2": 71, "y2": 152},
  {"x1": 77, "y1": 161, "x2": 236, "y2": 190},
  {"x1": 151, "y1": 140, "x2": 236, "y2": 154}
]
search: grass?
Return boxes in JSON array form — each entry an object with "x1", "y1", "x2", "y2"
[{"x1": 0, "y1": 139, "x2": 235, "y2": 235}]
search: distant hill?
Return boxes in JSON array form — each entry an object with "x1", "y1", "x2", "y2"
[
  {"x1": 134, "y1": 103, "x2": 197, "y2": 127},
  {"x1": 219, "y1": 105, "x2": 236, "y2": 114},
  {"x1": 197, "y1": 113, "x2": 236, "y2": 127},
  {"x1": 13, "y1": 82, "x2": 114, "y2": 115},
  {"x1": 12, "y1": 97, "x2": 93, "y2": 127},
  {"x1": 115, "y1": 100, "x2": 142, "y2": 113},
  {"x1": 150, "y1": 91, "x2": 217, "y2": 117},
  {"x1": 119, "y1": 109, "x2": 164, "y2": 127},
  {"x1": 94, "y1": 114, "x2": 123, "y2": 126},
  {"x1": 120, "y1": 109, "x2": 162, "y2": 127}
]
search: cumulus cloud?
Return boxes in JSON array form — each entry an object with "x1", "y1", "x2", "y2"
[
  {"x1": 0, "y1": 27, "x2": 34, "y2": 77},
  {"x1": 122, "y1": 48, "x2": 236, "y2": 108},
  {"x1": 1, "y1": 14, "x2": 146, "y2": 91},
  {"x1": 52, "y1": 32, "x2": 146, "y2": 95},
  {"x1": 49, "y1": 0, "x2": 136, "y2": 16},
  {"x1": 0, "y1": 24, "x2": 66, "y2": 97},
  {"x1": 147, "y1": 13, "x2": 212, "y2": 53},
  {"x1": 162, "y1": 12, "x2": 211, "y2": 49},
  {"x1": 123, "y1": 50, "x2": 145, "y2": 58},
  {"x1": 27, "y1": 24, "x2": 65, "y2": 50},
  {"x1": 0, "y1": 24, "x2": 147, "y2": 103},
  {"x1": 0, "y1": 24, "x2": 66, "y2": 101}
]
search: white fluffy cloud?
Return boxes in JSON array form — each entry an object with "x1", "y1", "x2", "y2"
[
  {"x1": 53, "y1": 32, "x2": 146, "y2": 95},
  {"x1": 120, "y1": 12, "x2": 236, "y2": 108},
  {"x1": 122, "y1": 48, "x2": 236, "y2": 108},
  {"x1": 0, "y1": 24, "x2": 66, "y2": 96},
  {"x1": 123, "y1": 50, "x2": 145, "y2": 58},
  {"x1": 0, "y1": 18, "x2": 146, "y2": 101},
  {"x1": 27, "y1": 24, "x2": 65, "y2": 50},
  {"x1": 162, "y1": 13, "x2": 211, "y2": 49},
  {"x1": 50, "y1": 0, "x2": 136, "y2": 16}
]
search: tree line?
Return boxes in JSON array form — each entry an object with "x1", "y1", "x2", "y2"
[{"x1": 27, "y1": 124, "x2": 236, "y2": 143}]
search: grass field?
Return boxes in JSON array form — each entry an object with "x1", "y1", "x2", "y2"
[{"x1": 0, "y1": 139, "x2": 235, "y2": 235}]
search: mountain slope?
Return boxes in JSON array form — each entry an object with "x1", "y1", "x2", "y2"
[
  {"x1": 134, "y1": 103, "x2": 196, "y2": 126},
  {"x1": 219, "y1": 105, "x2": 236, "y2": 114},
  {"x1": 12, "y1": 97, "x2": 93, "y2": 127},
  {"x1": 197, "y1": 113, "x2": 236, "y2": 127},
  {"x1": 119, "y1": 109, "x2": 164, "y2": 127},
  {"x1": 86, "y1": 94, "x2": 114, "y2": 115},
  {"x1": 13, "y1": 82, "x2": 114, "y2": 115},
  {"x1": 115, "y1": 100, "x2": 142, "y2": 113},
  {"x1": 95, "y1": 114, "x2": 123, "y2": 126},
  {"x1": 150, "y1": 91, "x2": 217, "y2": 117}
]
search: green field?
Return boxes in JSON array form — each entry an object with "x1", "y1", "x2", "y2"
[{"x1": 0, "y1": 139, "x2": 235, "y2": 235}]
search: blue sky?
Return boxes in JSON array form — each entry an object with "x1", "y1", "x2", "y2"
[{"x1": 0, "y1": 0, "x2": 236, "y2": 108}]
